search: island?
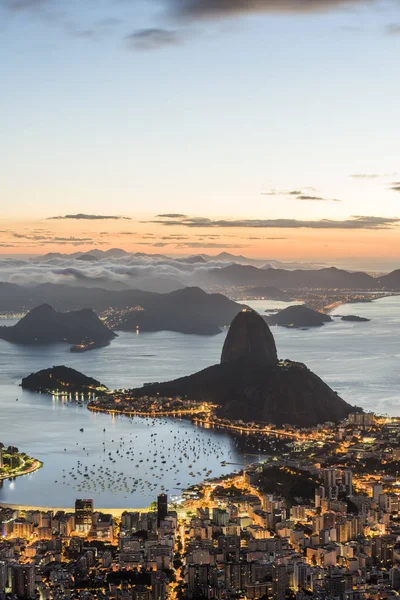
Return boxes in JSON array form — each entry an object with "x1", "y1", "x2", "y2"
[
  {"x1": 266, "y1": 304, "x2": 333, "y2": 328},
  {"x1": 21, "y1": 365, "x2": 108, "y2": 395},
  {"x1": 0, "y1": 443, "x2": 42, "y2": 481},
  {"x1": 340, "y1": 315, "x2": 371, "y2": 322},
  {"x1": 0, "y1": 303, "x2": 115, "y2": 350},
  {"x1": 94, "y1": 309, "x2": 354, "y2": 427}
]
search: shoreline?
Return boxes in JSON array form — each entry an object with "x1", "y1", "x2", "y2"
[
  {"x1": 323, "y1": 292, "x2": 398, "y2": 314},
  {"x1": 88, "y1": 398, "x2": 309, "y2": 441},
  {"x1": 0, "y1": 502, "x2": 152, "y2": 517},
  {"x1": 0, "y1": 458, "x2": 43, "y2": 482}
]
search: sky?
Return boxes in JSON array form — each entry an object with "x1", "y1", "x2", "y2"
[{"x1": 1, "y1": 0, "x2": 400, "y2": 268}]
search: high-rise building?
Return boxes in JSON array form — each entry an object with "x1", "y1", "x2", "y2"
[
  {"x1": 372, "y1": 535, "x2": 395, "y2": 565},
  {"x1": 293, "y1": 562, "x2": 311, "y2": 591},
  {"x1": 325, "y1": 573, "x2": 346, "y2": 597},
  {"x1": 321, "y1": 469, "x2": 340, "y2": 499},
  {"x1": 75, "y1": 499, "x2": 94, "y2": 532},
  {"x1": 272, "y1": 563, "x2": 288, "y2": 600},
  {"x1": 315, "y1": 486, "x2": 325, "y2": 508},
  {"x1": 390, "y1": 566, "x2": 400, "y2": 591},
  {"x1": 151, "y1": 570, "x2": 169, "y2": 600},
  {"x1": 11, "y1": 565, "x2": 35, "y2": 599},
  {"x1": 212, "y1": 507, "x2": 230, "y2": 526},
  {"x1": 157, "y1": 494, "x2": 168, "y2": 528},
  {"x1": 342, "y1": 470, "x2": 353, "y2": 496},
  {"x1": 348, "y1": 412, "x2": 375, "y2": 427},
  {"x1": 187, "y1": 564, "x2": 218, "y2": 599},
  {"x1": 0, "y1": 561, "x2": 8, "y2": 593}
]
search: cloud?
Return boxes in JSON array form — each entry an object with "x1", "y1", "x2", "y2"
[
  {"x1": 137, "y1": 242, "x2": 171, "y2": 247},
  {"x1": 176, "y1": 242, "x2": 248, "y2": 248},
  {"x1": 350, "y1": 172, "x2": 398, "y2": 179},
  {"x1": 127, "y1": 28, "x2": 182, "y2": 50},
  {"x1": 161, "y1": 235, "x2": 190, "y2": 240},
  {"x1": 244, "y1": 236, "x2": 288, "y2": 240},
  {"x1": 1, "y1": 0, "x2": 48, "y2": 11},
  {"x1": 48, "y1": 213, "x2": 131, "y2": 220},
  {"x1": 386, "y1": 23, "x2": 400, "y2": 35},
  {"x1": 296, "y1": 195, "x2": 341, "y2": 202},
  {"x1": 167, "y1": 0, "x2": 375, "y2": 19},
  {"x1": 390, "y1": 182, "x2": 400, "y2": 192},
  {"x1": 9, "y1": 232, "x2": 95, "y2": 244},
  {"x1": 149, "y1": 214, "x2": 400, "y2": 230},
  {"x1": 261, "y1": 188, "x2": 338, "y2": 201},
  {"x1": 157, "y1": 213, "x2": 188, "y2": 218},
  {"x1": 350, "y1": 173, "x2": 380, "y2": 179},
  {"x1": 261, "y1": 189, "x2": 302, "y2": 196},
  {"x1": 0, "y1": 251, "x2": 257, "y2": 292}
]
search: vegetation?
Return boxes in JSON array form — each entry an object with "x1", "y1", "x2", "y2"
[
  {"x1": 257, "y1": 466, "x2": 320, "y2": 505},
  {"x1": 0, "y1": 447, "x2": 41, "y2": 480}
]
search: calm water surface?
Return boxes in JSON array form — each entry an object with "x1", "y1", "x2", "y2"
[{"x1": 0, "y1": 296, "x2": 399, "y2": 508}]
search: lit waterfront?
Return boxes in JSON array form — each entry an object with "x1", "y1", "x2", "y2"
[
  {"x1": 0, "y1": 389, "x2": 253, "y2": 508},
  {"x1": 1, "y1": 296, "x2": 400, "y2": 508}
]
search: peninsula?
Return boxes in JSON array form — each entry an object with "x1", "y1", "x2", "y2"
[
  {"x1": 94, "y1": 309, "x2": 354, "y2": 427},
  {"x1": 0, "y1": 443, "x2": 42, "y2": 482},
  {"x1": 21, "y1": 365, "x2": 108, "y2": 395}
]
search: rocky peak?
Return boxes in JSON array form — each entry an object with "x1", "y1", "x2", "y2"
[{"x1": 221, "y1": 308, "x2": 278, "y2": 366}]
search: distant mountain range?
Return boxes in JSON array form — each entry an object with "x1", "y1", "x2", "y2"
[
  {"x1": 205, "y1": 264, "x2": 379, "y2": 290},
  {"x1": 2, "y1": 249, "x2": 399, "y2": 294},
  {"x1": 1, "y1": 264, "x2": 400, "y2": 309},
  {"x1": 0, "y1": 287, "x2": 245, "y2": 336},
  {"x1": 39, "y1": 248, "x2": 326, "y2": 270}
]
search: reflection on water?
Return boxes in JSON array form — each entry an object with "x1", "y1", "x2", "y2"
[{"x1": 0, "y1": 296, "x2": 399, "y2": 507}]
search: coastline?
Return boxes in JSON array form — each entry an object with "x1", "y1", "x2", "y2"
[
  {"x1": 323, "y1": 292, "x2": 398, "y2": 314},
  {"x1": 88, "y1": 398, "x2": 311, "y2": 442},
  {"x1": 0, "y1": 458, "x2": 43, "y2": 482},
  {"x1": 0, "y1": 502, "x2": 151, "y2": 517}
]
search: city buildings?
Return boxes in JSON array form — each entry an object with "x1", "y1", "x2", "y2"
[
  {"x1": 1, "y1": 414, "x2": 400, "y2": 599},
  {"x1": 157, "y1": 494, "x2": 168, "y2": 529},
  {"x1": 75, "y1": 498, "x2": 94, "y2": 533}
]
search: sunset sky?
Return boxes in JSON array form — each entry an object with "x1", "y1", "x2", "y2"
[{"x1": 1, "y1": 0, "x2": 400, "y2": 268}]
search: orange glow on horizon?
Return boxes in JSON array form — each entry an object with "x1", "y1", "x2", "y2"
[{"x1": 0, "y1": 215, "x2": 399, "y2": 268}]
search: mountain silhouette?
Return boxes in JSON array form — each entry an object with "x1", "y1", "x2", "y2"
[
  {"x1": 131, "y1": 309, "x2": 354, "y2": 427},
  {"x1": 0, "y1": 304, "x2": 115, "y2": 345},
  {"x1": 267, "y1": 305, "x2": 333, "y2": 328}
]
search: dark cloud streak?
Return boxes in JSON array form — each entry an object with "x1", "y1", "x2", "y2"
[
  {"x1": 48, "y1": 213, "x2": 131, "y2": 220},
  {"x1": 157, "y1": 213, "x2": 188, "y2": 218},
  {"x1": 127, "y1": 28, "x2": 182, "y2": 50},
  {"x1": 297, "y1": 195, "x2": 341, "y2": 202},
  {"x1": 168, "y1": 0, "x2": 376, "y2": 19},
  {"x1": 149, "y1": 214, "x2": 400, "y2": 230}
]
